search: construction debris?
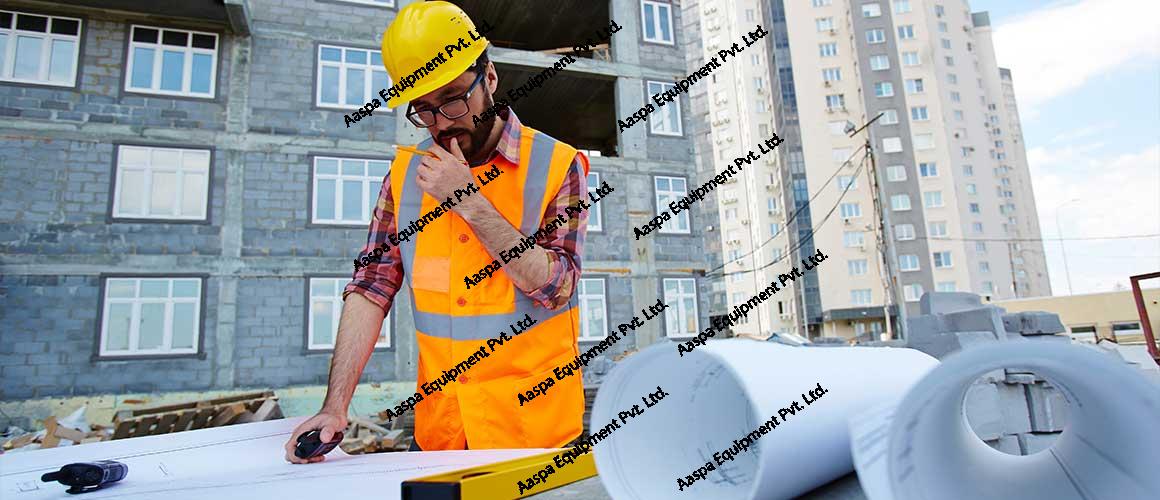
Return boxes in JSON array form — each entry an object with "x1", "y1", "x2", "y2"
[{"x1": 341, "y1": 414, "x2": 411, "y2": 454}]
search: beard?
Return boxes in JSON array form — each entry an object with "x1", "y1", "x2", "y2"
[{"x1": 435, "y1": 90, "x2": 498, "y2": 166}]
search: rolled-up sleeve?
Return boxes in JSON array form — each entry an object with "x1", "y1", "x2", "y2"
[
  {"x1": 343, "y1": 176, "x2": 404, "y2": 313},
  {"x1": 525, "y1": 154, "x2": 589, "y2": 310}
]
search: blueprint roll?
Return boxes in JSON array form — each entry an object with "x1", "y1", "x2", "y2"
[
  {"x1": 589, "y1": 340, "x2": 939, "y2": 500},
  {"x1": 852, "y1": 341, "x2": 1160, "y2": 500}
]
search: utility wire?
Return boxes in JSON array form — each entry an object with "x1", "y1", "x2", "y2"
[
  {"x1": 705, "y1": 143, "x2": 868, "y2": 276},
  {"x1": 915, "y1": 234, "x2": 1160, "y2": 242},
  {"x1": 708, "y1": 150, "x2": 871, "y2": 278}
]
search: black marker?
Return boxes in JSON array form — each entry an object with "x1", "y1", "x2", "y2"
[{"x1": 41, "y1": 460, "x2": 127, "y2": 494}]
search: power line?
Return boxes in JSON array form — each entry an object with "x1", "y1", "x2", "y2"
[
  {"x1": 914, "y1": 234, "x2": 1160, "y2": 243},
  {"x1": 709, "y1": 149, "x2": 871, "y2": 278},
  {"x1": 705, "y1": 143, "x2": 868, "y2": 276}
]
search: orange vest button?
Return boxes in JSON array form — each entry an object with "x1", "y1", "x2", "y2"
[
  {"x1": 456, "y1": 297, "x2": 467, "y2": 306},
  {"x1": 459, "y1": 234, "x2": 469, "y2": 243},
  {"x1": 459, "y1": 376, "x2": 469, "y2": 383}
]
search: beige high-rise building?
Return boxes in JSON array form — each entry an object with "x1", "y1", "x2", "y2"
[{"x1": 687, "y1": 0, "x2": 1050, "y2": 340}]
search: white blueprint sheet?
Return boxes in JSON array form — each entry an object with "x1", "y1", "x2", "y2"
[{"x1": 0, "y1": 417, "x2": 550, "y2": 499}]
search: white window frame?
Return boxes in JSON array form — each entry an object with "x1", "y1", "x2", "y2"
[
  {"x1": 913, "y1": 133, "x2": 934, "y2": 150},
  {"x1": 641, "y1": 0, "x2": 675, "y2": 45},
  {"x1": 309, "y1": 277, "x2": 390, "y2": 350},
  {"x1": 933, "y1": 251, "x2": 953, "y2": 268},
  {"x1": 895, "y1": 223, "x2": 915, "y2": 240},
  {"x1": 902, "y1": 51, "x2": 920, "y2": 66},
  {"x1": 663, "y1": 278, "x2": 699, "y2": 337},
  {"x1": 112, "y1": 145, "x2": 211, "y2": 221},
  {"x1": 822, "y1": 67, "x2": 842, "y2": 82},
  {"x1": 311, "y1": 156, "x2": 390, "y2": 225},
  {"x1": 647, "y1": 80, "x2": 683, "y2": 136},
  {"x1": 825, "y1": 93, "x2": 845, "y2": 110},
  {"x1": 923, "y1": 190, "x2": 944, "y2": 208},
  {"x1": 905, "y1": 78, "x2": 924, "y2": 93},
  {"x1": 918, "y1": 162, "x2": 938, "y2": 177},
  {"x1": 316, "y1": 44, "x2": 392, "y2": 111},
  {"x1": 862, "y1": 3, "x2": 882, "y2": 18},
  {"x1": 654, "y1": 175, "x2": 691, "y2": 234},
  {"x1": 874, "y1": 81, "x2": 894, "y2": 97},
  {"x1": 928, "y1": 221, "x2": 948, "y2": 237},
  {"x1": 848, "y1": 259, "x2": 869, "y2": 276},
  {"x1": 851, "y1": 289, "x2": 873, "y2": 305},
  {"x1": 899, "y1": 254, "x2": 920, "y2": 271},
  {"x1": 125, "y1": 25, "x2": 219, "y2": 98},
  {"x1": 838, "y1": 175, "x2": 858, "y2": 190},
  {"x1": 816, "y1": 17, "x2": 835, "y2": 31},
  {"x1": 866, "y1": 29, "x2": 886, "y2": 44},
  {"x1": 869, "y1": 55, "x2": 890, "y2": 71},
  {"x1": 882, "y1": 136, "x2": 903, "y2": 153},
  {"x1": 587, "y1": 172, "x2": 603, "y2": 232},
  {"x1": 911, "y1": 106, "x2": 929, "y2": 121},
  {"x1": 819, "y1": 42, "x2": 838, "y2": 57},
  {"x1": 840, "y1": 202, "x2": 862, "y2": 219},
  {"x1": 99, "y1": 277, "x2": 202, "y2": 357},
  {"x1": 578, "y1": 278, "x2": 609, "y2": 341},
  {"x1": 880, "y1": 109, "x2": 899, "y2": 124},
  {"x1": 890, "y1": 194, "x2": 911, "y2": 211},
  {"x1": 894, "y1": 0, "x2": 912, "y2": 14},
  {"x1": 897, "y1": 25, "x2": 915, "y2": 39},
  {"x1": 886, "y1": 164, "x2": 907, "y2": 181},
  {"x1": 843, "y1": 231, "x2": 866, "y2": 248},
  {"x1": 0, "y1": 10, "x2": 82, "y2": 86},
  {"x1": 904, "y1": 283, "x2": 923, "y2": 302}
]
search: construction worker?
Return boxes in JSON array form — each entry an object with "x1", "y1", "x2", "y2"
[{"x1": 285, "y1": 1, "x2": 589, "y2": 463}]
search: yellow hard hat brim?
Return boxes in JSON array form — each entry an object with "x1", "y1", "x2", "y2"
[{"x1": 385, "y1": 38, "x2": 488, "y2": 110}]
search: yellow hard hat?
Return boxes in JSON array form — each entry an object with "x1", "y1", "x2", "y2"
[{"x1": 380, "y1": 1, "x2": 489, "y2": 109}]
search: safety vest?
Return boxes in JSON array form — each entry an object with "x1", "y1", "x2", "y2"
[{"x1": 390, "y1": 125, "x2": 589, "y2": 450}]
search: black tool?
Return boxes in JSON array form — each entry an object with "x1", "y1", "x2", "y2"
[
  {"x1": 41, "y1": 460, "x2": 127, "y2": 494},
  {"x1": 295, "y1": 429, "x2": 344, "y2": 459}
]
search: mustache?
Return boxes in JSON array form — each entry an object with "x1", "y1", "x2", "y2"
[{"x1": 437, "y1": 129, "x2": 471, "y2": 144}]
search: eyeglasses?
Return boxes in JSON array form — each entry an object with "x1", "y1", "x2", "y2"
[{"x1": 405, "y1": 70, "x2": 486, "y2": 128}]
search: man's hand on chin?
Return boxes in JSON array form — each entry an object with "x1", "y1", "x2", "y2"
[{"x1": 416, "y1": 138, "x2": 475, "y2": 203}]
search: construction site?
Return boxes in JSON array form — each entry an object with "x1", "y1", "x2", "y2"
[{"x1": 1, "y1": 0, "x2": 1158, "y2": 499}]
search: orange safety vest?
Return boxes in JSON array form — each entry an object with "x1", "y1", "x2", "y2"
[{"x1": 390, "y1": 125, "x2": 589, "y2": 450}]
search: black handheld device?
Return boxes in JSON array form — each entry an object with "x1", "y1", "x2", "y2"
[
  {"x1": 41, "y1": 460, "x2": 128, "y2": 494},
  {"x1": 294, "y1": 429, "x2": 344, "y2": 459}
]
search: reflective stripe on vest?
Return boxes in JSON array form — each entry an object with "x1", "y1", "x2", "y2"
[{"x1": 396, "y1": 132, "x2": 576, "y2": 340}]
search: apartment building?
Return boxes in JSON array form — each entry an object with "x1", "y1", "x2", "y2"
[
  {"x1": 0, "y1": 0, "x2": 709, "y2": 400},
  {"x1": 689, "y1": 0, "x2": 1049, "y2": 340}
]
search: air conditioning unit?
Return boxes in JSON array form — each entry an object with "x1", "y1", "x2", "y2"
[
  {"x1": 706, "y1": 225, "x2": 715, "y2": 232},
  {"x1": 826, "y1": 108, "x2": 835, "y2": 114},
  {"x1": 829, "y1": 28, "x2": 837, "y2": 35},
  {"x1": 824, "y1": 81, "x2": 832, "y2": 87},
  {"x1": 765, "y1": 183, "x2": 778, "y2": 191},
  {"x1": 723, "y1": 198, "x2": 738, "y2": 204},
  {"x1": 842, "y1": 218, "x2": 851, "y2": 225},
  {"x1": 740, "y1": 220, "x2": 751, "y2": 225},
  {"x1": 727, "y1": 239, "x2": 742, "y2": 245},
  {"x1": 779, "y1": 313, "x2": 791, "y2": 320}
]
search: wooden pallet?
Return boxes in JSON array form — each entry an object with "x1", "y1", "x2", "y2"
[{"x1": 111, "y1": 391, "x2": 283, "y2": 440}]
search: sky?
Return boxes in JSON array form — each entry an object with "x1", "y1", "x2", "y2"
[{"x1": 971, "y1": 0, "x2": 1160, "y2": 295}]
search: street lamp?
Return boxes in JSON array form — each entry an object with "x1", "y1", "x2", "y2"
[{"x1": 1055, "y1": 198, "x2": 1081, "y2": 295}]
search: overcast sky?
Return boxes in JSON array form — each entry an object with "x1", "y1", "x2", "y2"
[{"x1": 971, "y1": 0, "x2": 1160, "y2": 295}]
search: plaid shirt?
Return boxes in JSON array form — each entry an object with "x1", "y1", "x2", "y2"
[{"x1": 344, "y1": 108, "x2": 588, "y2": 313}]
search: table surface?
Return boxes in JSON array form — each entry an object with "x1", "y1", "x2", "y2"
[{"x1": 532, "y1": 472, "x2": 869, "y2": 499}]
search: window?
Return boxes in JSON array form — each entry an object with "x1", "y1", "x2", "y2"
[
  {"x1": 840, "y1": 202, "x2": 862, "y2": 218},
  {"x1": 0, "y1": 10, "x2": 81, "y2": 86},
  {"x1": 965, "y1": 183, "x2": 977, "y2": 195},
  {"x1": 866, "y1": 29, "x2": 885, "y2": 44},
  {"x1": 962, "y1": 164, "x2": 974, "y2": 176},
  {"x1": 918, "y1": 162, "x2": 937, "y2": 177},
  {"x1": 312, "y1": 156, "x2": 389, "y2": 225},
  {"x1": 816, "y1": 17, "x2": 835, "y2": 31},
  {"x1": 882, "y1": 136, "x2": 902, "y2": 152},
  {"x1": 724, "y1": 207, "x2": 738, "y2": 220},
  {"x1": 953, "y1": 110, "x2": 964, "y2": 121},
  {"x1": 759, "y1": 123, "x2": 769, "y2": 135},
  {"x1": 654, "y1": 176, "x2": 690, "y2": 233},
  {"x1": 968, "y1": 202, "x2": 980, "y2": 213},
  {"x1": 940, "y1": 38, "x2": 951, "y2": 49},
  {"x1": 309, "y1": 278, "x2": 390, "y2": 349},
  {"x1": 127, "y1": 25, "x2": 218, "y2": 97},
  {"x1": 869, "y1": 55, "x2": 890, "y2": 70},
  {"x1": 979, "y1": 261, "x2": 990, "y2": 273},
  {"x1": 843, "y1": 231, "x2": 865, "y2": 247},
  {"x1": 895, "y1": 223, "x2": 915, "y2": 240},
  {"x1": 829, "y1": 120, "x2": 848, "y2": 136},
  {"x1": 897, "y1": 25, "x2": 915, "y2": 39},
  {"x1": 947, "y1": 73, "x2": 958, "y2": 84},
  {"x1": 890, "y1": 194, "x2": 911, "y2": 211},
  {"x1": 587, "y1": 172, "x2": 603, "y2": 231},
  {"x1": 910, "y1": 106, "x2": 929, "y2": 121},
  {"x1": 862, "y1": 3, "x2": 882, "y2": 17},
  {"x1": 578, "y1": 279, "x2": 608, "y2": 340},
  {"x1": 754, "y1": 77, "x2": 764, "y2": 89},
  {"x1": 767, "y1": 197, "x2": 779, "y2": 213},
  {"x1": 822, "y1": 67, "x2": 842, "y2": 82},
  {"x1": 851, "y1": 289, "x2": 873, "y2": 305},
  {"x1": 825, "y1": 93, "x2": 846, "y2": 110},
  {"x1": 928, "y1": 221, "x2": 947, "y2": 237},
  {"x1": 899, "y1": 254, "x2": 920, "y2": 271},
  {"x1": 819, "y1": 42, "x2": 838, "y2": 57},
  {"x1": 933, "y1": 251, "x2": 953, "y2": 268},
  {"x1": 641, "y1": 1, "x2": 675, "y2": 44},
  {"x1": 663, "y1": 278, "x2": 699, "y2": 337},
  {"x1": 944, "y1": 55, "x2": 954, "y2": 66},
  {"x1": 317, "y1": 44, "x2": 391, "y2": 110},
  {"x1": 1069, "y1": 325, "x2": 1097, "y2": 343},
  {"x1": 880, "y1": 109, "x2": 899, "y2": 124},
  {"x1": 981, "y1": 281, "x2": 994, "y2": 294},
  {"x1": 905, "y1": 78, "x2": 924, "y2": 93},
  {"x1": 756, "y1": 100, "x2": 767, "y2": 113},
  {"x1": 936, "y1": 281, "x2": 956, "y2": 292},
  {"x1": 746, "y1": 9, "x2": 755, "y2": 21},
  {"x1": 832, "y1": 147, "x2": 853, "y2": 162},
  {"x1": 838, "y1": 175, "x2": 858, "y2": 190},
  {"x1": 769, "y1": 222, "x2": 780, "y2": 236},
  {"x1": 935, "y1": 5, "x2": 946, "y2": 16},
  {"x1": 100, "y1": 277, "x2": 202, "y2": 356},
  {"x1": 113, "y1": 145, "x2": 210, "y2": 221},
  {"x1": 904, "y1": 283, "x2": 923, "y2": 302},
  {"x1": 812, "y1": 0, "x2": 833, "y2": 6},
  {"x1": 1112, "y1": 322, "x2": 1143, "y2": 342},
  {"x1": 972, "y1": 222, "x2": 984, "y2": 234},
  {"x1": 938, "y1": 21, "x2": 947, "y2": 32},
  {"x1": 923, "y1": 190, "x2": 943, "y2": 207},
  {"x1": 950, "y1": 91, "x2": 961, "y2": 102},
  {"x1": 894, "y1": 0, "x2": 912, "y2": 13},
  {"x1": 886, "y1": 164, "x2": 907, "y2": 181},
  {"x1": 902, "y1": 51, "x2": 920, "y2": 66},
  {"x1": 848, "y1": 259, "x2": 869, "y2": 276},
  {"x1": 647, "y1": 81, "x2": 682, "y2": 135},
  {"x1": 913, "y1": 133, "x2": 934, "y2": 150},
  {"x1": 976, "y1": 242, "x2": 987, "y2": 252}
]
